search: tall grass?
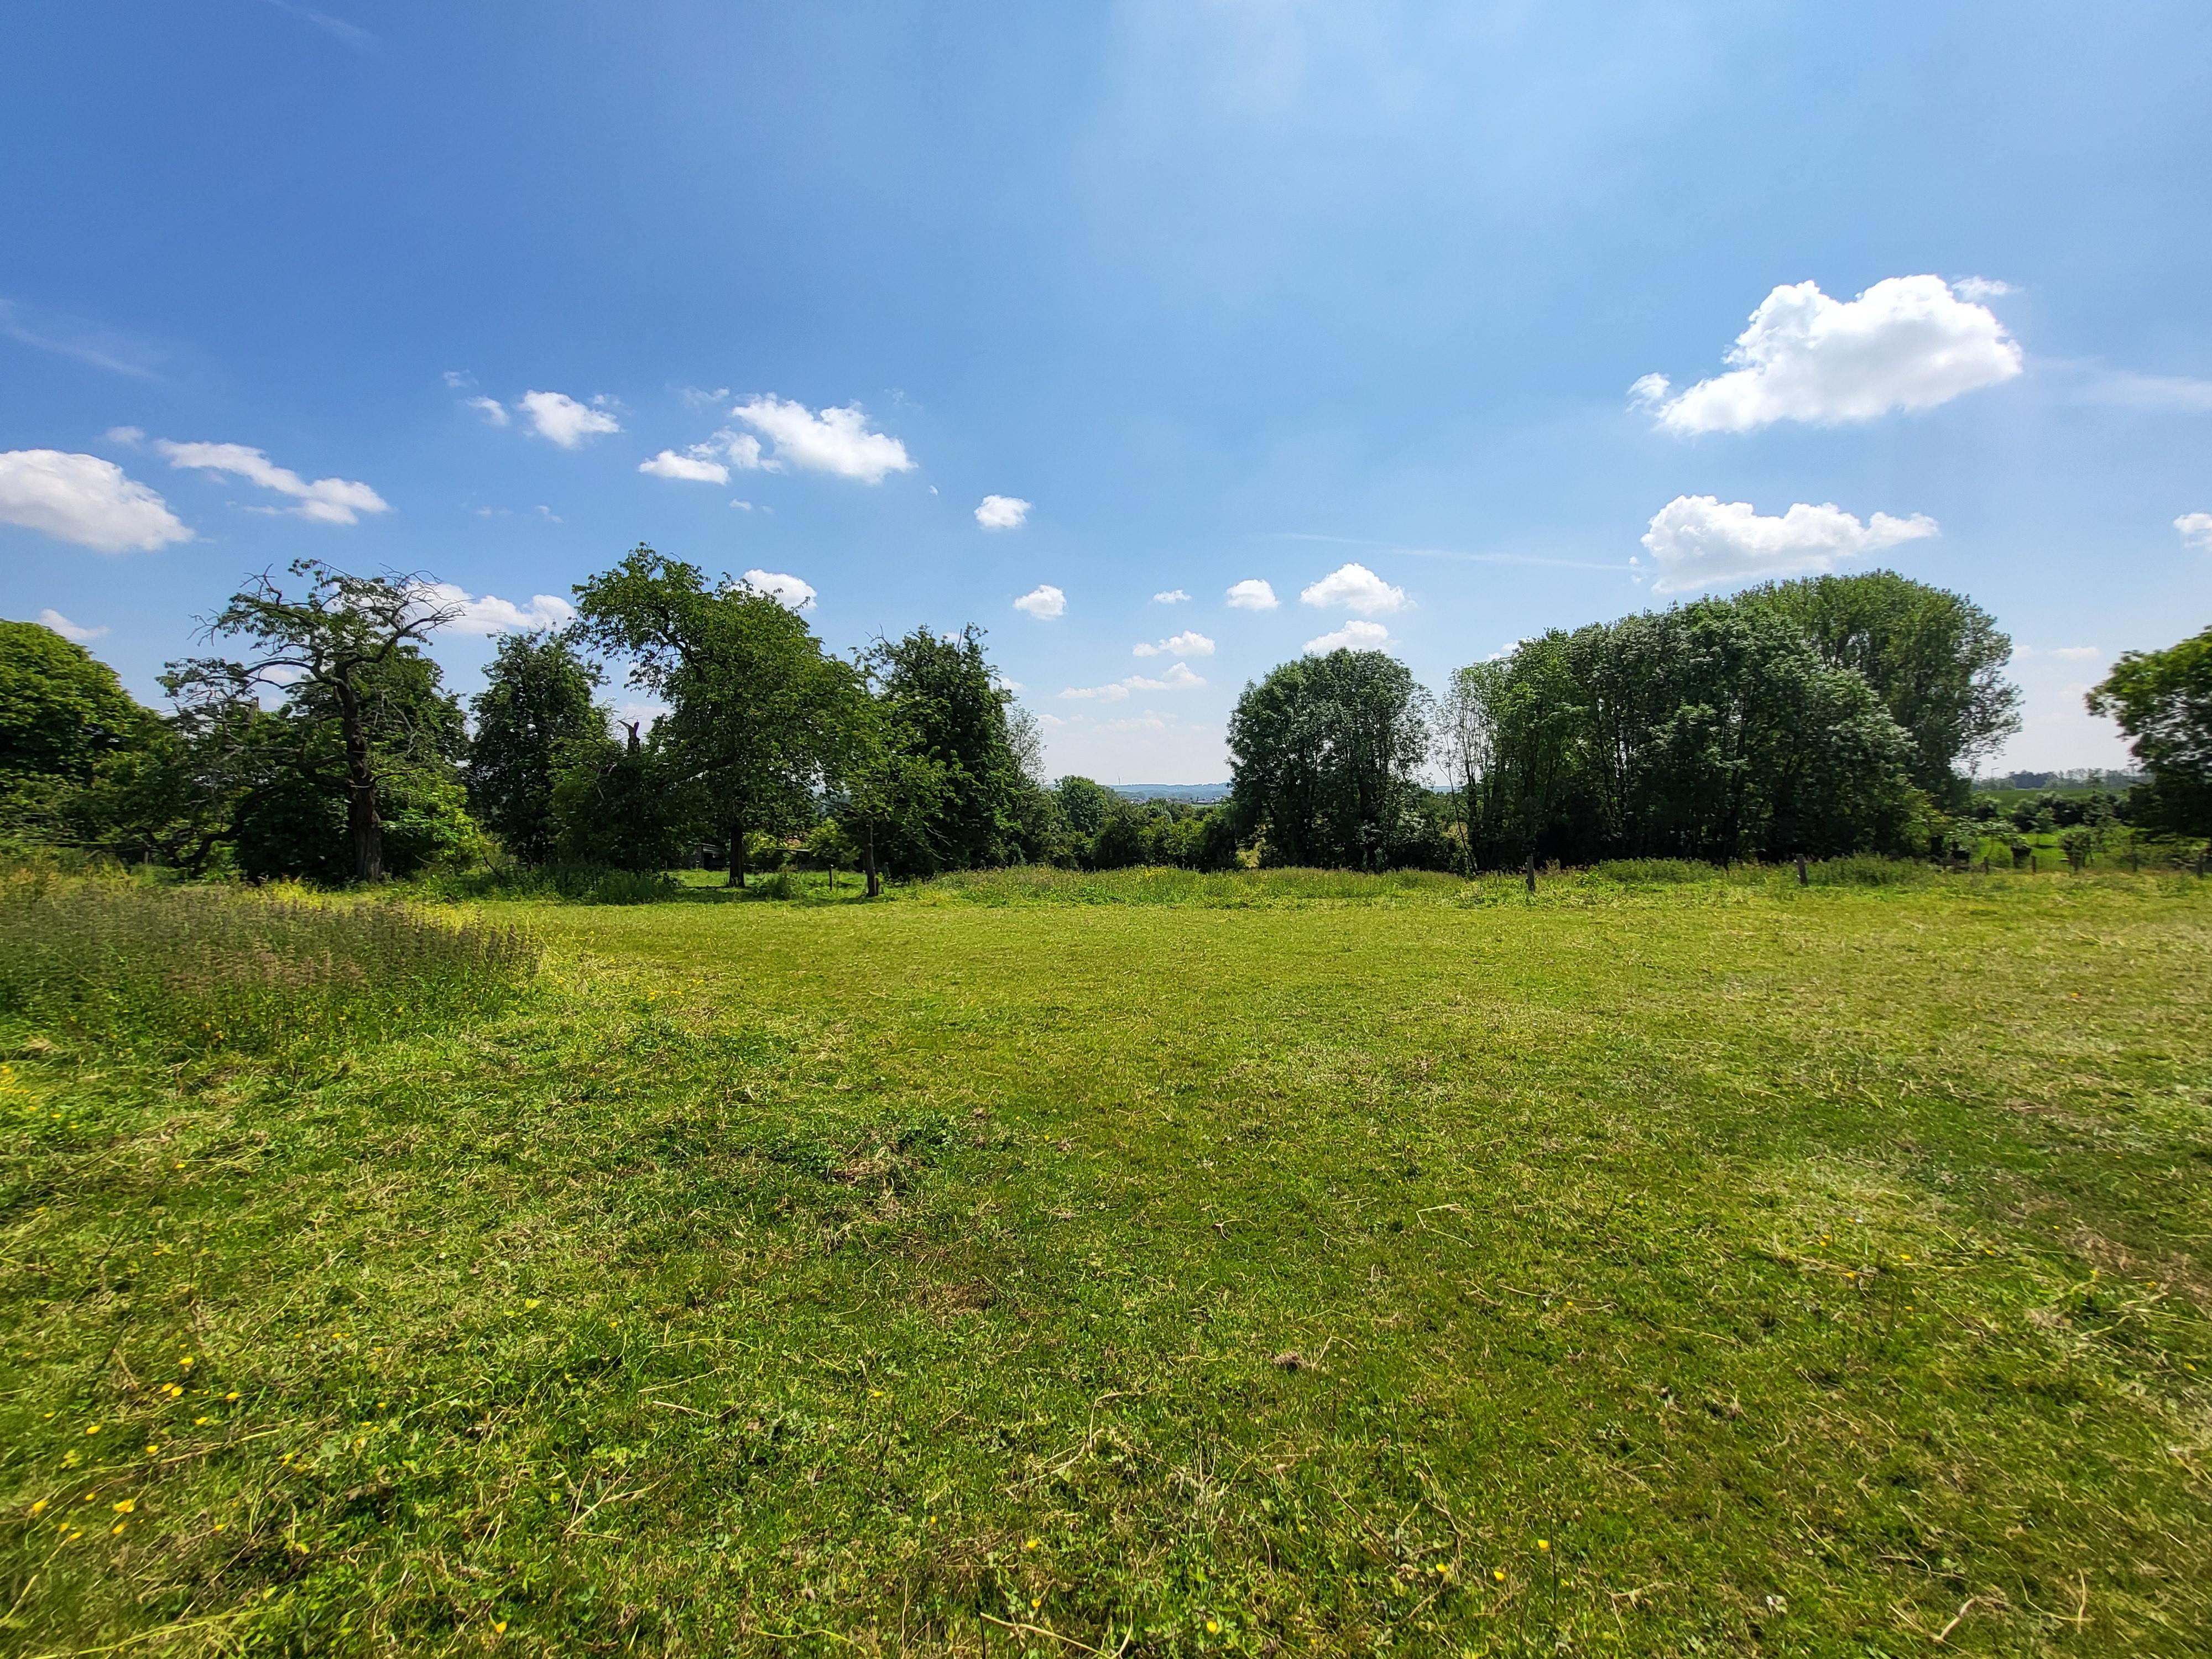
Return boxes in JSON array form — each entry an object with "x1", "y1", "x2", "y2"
[
  {"x1": 912, "y1": 864, "x2": 1477, "y2": 906},
  {"x1": 0, "y1": 869, "x2": 536, "y2": 1060},
  {"x1": 412, "y1": 862, "x2": 680, "y2": 906},
  {"x1": 912, "y1": 857, "x2": 1943, "y2": 906}
]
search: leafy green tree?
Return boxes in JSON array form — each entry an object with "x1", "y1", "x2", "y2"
[
  {"x1": 1452, "y1": 600, "x2": 1920, "y2": 866},
  {"x1": 1227, "y1": 649, "x2": 1431, "y2": 868},
  {"x1": 1446, "y1": 644, "x2": 1587, "y2": 865},
  {"x1": 866, "y1": 625, "x2": 1046, "y2": 873},
  {"x1": 1053, "y1": 775, "x2": 1117, "y2": 837},
  {"x1": 572, "y1": 548, "x2": 855, "y2": 885},
  {"x1": 467, "y1": 632, "x2": 603, "y2": 864},
  {"x1": 0, "y1": 618, "x2": 160, "y2": 846},
  {"x1": 164, "y1": 562, "x2": 464, "y2": 880},
  {"x1": 550, "y1": 722, "x2": 686, "y2": 872},
  {"x1": 2088, "y1": 624, "x2": 2212, "y2": 838},
  {"x1": 212, "y1": 646, "x2": 479, "y2": 883},
  {"x1": 827, "y1": 686, "x2": 950, "y2": 897},
  {"x1": 1737, "y1": 572, "x2": 2020, "y2": 806}
]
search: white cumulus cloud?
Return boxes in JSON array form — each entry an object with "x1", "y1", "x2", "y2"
[
  {"x1": 415, "y1": 584, "x2": 577, "y2": 637},
  {"x1": 0, "y1": 450, "x2": 191, "y2": 552},
  {"x1": 519, "y1": 390, "x2": 621, "y2": 448},
  {"x1": 1014, "y1": 584, "x2": 1066, "y2": 620},
  {"x1": 1152, "y1": 588, "x2": 1190, "y2": 604},
  {"x1": 1952, "y1": 276, "x2": 2015, "y2": 301},
  {"x1": 1061, "y1": 661, "x2": 1207, "y2": 701},
  {"x1": 465, "y1": 396, "x2": 510, "y2": 427},
  {"x1": 38, "y1": 608, "x2": 108, "y2": 641},
  {"x1": 1305, "y1": 619, "x2": 1392, "y2": 655},
  {"x1": 156, "y1": 440, "x2": 389, "y2": 525},
  {"x1": 742, "y1": 569, "x2": 817, "y2": 611},
  {"x1": 975, "y1": 494, "x2": 1030, "y2": 530},
  {"x1": 638, "y1": 446, "x2": 729, "y2": 484},
  {"x1": 2176, "y1": 512, "x2": 2212, "y2": 552},
  {"x1": 1300, "y1": 561, "x2": 1408, "y2": 615},
  {"x1": 1641, "y1": 495, "x2": 1939, "y2": 594},
  {"x1": 1640, "y1": 276, "x2": 2023, "y2": 434},
  {"x1": 731, "y1": 395, "x2": 912, "y2": 483},
  {"x1": 1225, "y1": 578, "x2": 1279, "y2": 611},
  {"x1": 1133, "y1": 630, "x2": 1214, "y2": 659}
]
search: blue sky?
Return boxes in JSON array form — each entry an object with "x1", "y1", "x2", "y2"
[{"x1": 3, "y1": 2, "x2": 2208, "y2": 782}]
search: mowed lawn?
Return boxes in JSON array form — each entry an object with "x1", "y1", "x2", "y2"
[{"x1": 5, "y1": 872, "x2": 2210, "y2": 1656}]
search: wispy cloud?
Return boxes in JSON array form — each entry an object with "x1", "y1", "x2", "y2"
[
  {"x1": 1061, "y1": 662, "x2": 1206, "y2": 701},
  {"x1": 1265, "y1": 530, "x2": 1627, "y2": 573},
  {"x1": 1305, "y1": 619, "x2": 1391, "y2": 655},
  {"x1": 2086, "y1": 371, "x2": 2212, "y2": 413},
  {"x1": 39, "y1": 608, "x2": 109, "y2": 642},
  {"x1": 0, "y1": 297, "x2": 165, "y2": 379},
  {"x1": 256, "y1": 0, "x2": 375, "y2": 51},
  {"x1": 1133, "y1": 630, "x2": 1214, "y2": 659},
  {"x1": 155, "y1": 440, "x2": 389, "y2": 525}
]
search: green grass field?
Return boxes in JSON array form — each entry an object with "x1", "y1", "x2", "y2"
[{"x1": 4, "y1": 867, "x2": 2210, "y2": 1656}]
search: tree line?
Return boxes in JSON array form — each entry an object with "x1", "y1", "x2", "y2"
[{"x1": 3, "y1": 554, "x2": 2206, "y2": 884}]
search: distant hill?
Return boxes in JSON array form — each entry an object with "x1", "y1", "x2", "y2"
[{"x1": 1109, "y1": 783, "x2": 1232, "y2": 804}]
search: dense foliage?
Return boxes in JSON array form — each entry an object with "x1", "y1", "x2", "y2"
[
  {"x1": 2089, "y1": 623, "x2": 2212, "y2": 838},
  {"x1": 1227, "y1": 649, "x2": 1434, "y2": 868},
  {"x1": 0, "y1": 620, "x2": 156, "y2": 846},
  {"x1": 465, "y1": 632, "x2": 602, "y2": 865},
  {"x1": 13, "y1": 557, "x2": 2176, "y2": 882},
  {"x1": 1736, "y1": 571, "x2": 2020, "y2": 806},
  {"x1": 164, "y1": 562, "x2": 468, "y2": 881},
  {"x1": 1444, "y1": 592, "x2": 1924, "y2": 866},
  {"x1": 863, "y1": 624, "x2": 1050, "y2": 874}
]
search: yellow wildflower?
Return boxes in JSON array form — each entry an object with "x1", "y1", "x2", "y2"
[{"x1": 113, "y1": 1499, "x2": 135, "y2": 1514}]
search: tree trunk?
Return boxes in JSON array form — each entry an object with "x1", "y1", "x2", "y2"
[
  {"x1": 864, "y1": 821, "x2": 880, "y2": 898},
  {"x1": 335, "y1": 677, "x2": 385, "y2": 883},
  {"x1": 727, "y1": 822, "x2": 745, "y2": 888}
]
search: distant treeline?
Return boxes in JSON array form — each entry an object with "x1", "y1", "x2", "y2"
[
  {"x1": 4, "y1": 556, "x2": 2206, "y2": 884},
  {"x1": 1970, "y1": 768, "x2": 2143, "y2": 792}
]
